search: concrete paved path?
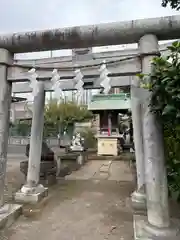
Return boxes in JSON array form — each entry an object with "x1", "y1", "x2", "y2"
[
  {"x1": 66, "y1": 160, "x2": 133, "y2": 182},
  {"x1": 1, "y1": 160, "x2": 135, "y2": 240}
]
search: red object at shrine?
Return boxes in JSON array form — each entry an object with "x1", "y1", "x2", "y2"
[{"x1": 108, "y1": 128, "x2": 110, "y2": 136}]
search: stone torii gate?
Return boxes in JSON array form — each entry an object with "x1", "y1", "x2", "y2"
[{"x1": 0, "y1": 15, "x2": 180, "y2": 239}]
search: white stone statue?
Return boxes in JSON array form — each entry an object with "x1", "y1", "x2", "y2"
[{"x1": 70, "y1": 133, "x2": 84, "y2": 151}]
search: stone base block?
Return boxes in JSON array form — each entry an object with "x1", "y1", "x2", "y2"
[
  {"x1": 77, "y1": 154, "x2": 84, "y2": 166},
  {"x1": 133, "y1": 214, "x2": 180, "y2": 240},
  {"x1": 15, "y1": 188, "x2": 48, "y2": 204},
  {"x1": 131, "y1": 188, "x2": 146, "y2": 211},
  {"x1": 0, "y1": 204, "x2": 22, "y2": 229},
  {"x1": 133, "y1": 214, "x2": 149, "y2": 240},
  {"x1": 40, "y1": 175, "x2": 57, "y2": 186}
]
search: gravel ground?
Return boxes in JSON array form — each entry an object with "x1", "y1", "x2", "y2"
[
  {"x1": 2, "y1": 153, "x2": 180, "y2": 240},
  {"x1": 1, "y1": 158, "x2": 135, "y2": 240},
  {"x1": 1, "y1": 180, "x2": 135, "y2": 240}
]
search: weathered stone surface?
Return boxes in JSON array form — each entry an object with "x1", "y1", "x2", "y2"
[
  {"x1": 0, "y1": 48, "x2": 13, "y2": 208},
  {"x1": 15, "y1": 187, "x2": 48, "y2": 204},
  {"x1": 140, "y1": 34, "x2": 170, "y2": 229},
  {"x1": 25, "y1": 142, "x2": 54, "y2": 162},
  {"x1": 0, "y1": 15, "x2": 180, "y2": 53}
]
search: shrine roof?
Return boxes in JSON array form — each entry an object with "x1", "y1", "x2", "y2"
[
  {"x1": 11, "y1": 96, "x2": 27, "y2": 103},
  {"x1": 88, "y1": 93, "x2": 130, "y2": 111}
]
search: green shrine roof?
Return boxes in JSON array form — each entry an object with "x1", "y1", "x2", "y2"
[{"x1": 88, "y1": 93, "x2": 130, "y2": 111}]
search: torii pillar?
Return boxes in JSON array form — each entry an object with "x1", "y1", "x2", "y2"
[
  {"x1": 133, "y1": 34, "x2": 180, "y2": 240},
  {"x1": 0, "y1": 49, "x2": 22, "y2": 227},
  {"x1": 131, "y1": 77, "x2": 146, "y2": 210},
  {"x1": 15, "y1": 81, "x2": 48, "y2": 204}
]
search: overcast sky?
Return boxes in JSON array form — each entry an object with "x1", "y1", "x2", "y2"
[
  {"x1": 0, "y1": 0, "x2": 179, "y2": 59},
  {"x1": 0, "y1": 0, "x2": 179, "y2": 32}
]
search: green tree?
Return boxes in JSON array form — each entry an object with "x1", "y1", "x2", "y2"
[
  {"x1": 44, "y1": 100, "x2": 93, "y2": 136},
  {"x1": 162, "y1": 0, "x2": 180, "y2": 10}
]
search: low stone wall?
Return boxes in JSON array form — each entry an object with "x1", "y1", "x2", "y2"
[
  {"x1": 8, "y1": 137, "x2": 59, "y2": 146},
  {"x1": 8, "y1": 137, "x2": 29, "y2": 145},
  {"x1": 8, "y1": 137, "x2": 59, "y2": 154},
  {"x1": 46, "y1": 138, "x2": 59, "y2": 146}
]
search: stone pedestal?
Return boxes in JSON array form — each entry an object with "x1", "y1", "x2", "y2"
[
  {"x1": 133, "y1": 214, "x2": 180, "y2": 240},
  {"x1": 131, "y1": 185, "x2": 146, "y2": 211},
  {"x1": 15, "y1": 184, "x2": 48, "y2": 204}
]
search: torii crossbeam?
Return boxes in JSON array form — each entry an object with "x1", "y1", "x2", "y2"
[{"x1": 0, "y1": 15, "x2": 179, "y2": 53}]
